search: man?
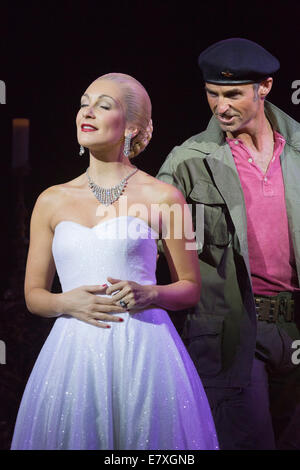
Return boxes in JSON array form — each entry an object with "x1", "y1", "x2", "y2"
[{"x1": 156, "y1": 38, "x2": 300, "y2": 450}]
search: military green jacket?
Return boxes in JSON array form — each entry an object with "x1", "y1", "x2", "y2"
[{"x1": 156, "y1": 101, "x2": 300, "y2": 387}]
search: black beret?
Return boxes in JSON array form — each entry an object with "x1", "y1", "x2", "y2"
[{"x1": 198, "y1": 38, "x2": 280, "y2": 84}]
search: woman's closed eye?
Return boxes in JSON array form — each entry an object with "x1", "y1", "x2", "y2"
[{"x1": 80, "y1": 104, "x2": 110, "y2": 110}]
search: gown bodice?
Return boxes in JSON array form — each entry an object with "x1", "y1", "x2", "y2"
[{"x1": 52, "y1": 216, "x2": 159, "y2": 293}]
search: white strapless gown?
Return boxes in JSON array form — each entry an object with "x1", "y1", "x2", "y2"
[{"x1": 11, "y1": 216, "x2": 218, "y2": 450}]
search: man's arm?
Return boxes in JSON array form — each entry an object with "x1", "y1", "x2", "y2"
[{"x1": 156, "y1": 147, "x2": 187, "y2": 197}]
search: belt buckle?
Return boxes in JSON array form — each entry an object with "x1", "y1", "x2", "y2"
[
  {"x1": 255, "y1": 298, "x2": 270, "y2": 321},
  {"x1": 255, "y1": 297, "x2": 278, "y2": 322}
]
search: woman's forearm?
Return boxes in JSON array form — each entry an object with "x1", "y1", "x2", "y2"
[
  {"x1": 25, "y1": 288, "x2": 63, "y2": 318},
  {"x1": 26, "y1": 281, "x2": 201, "y2": 318},
  {"x1": 151, "y1": 280, "x2": 201, "y2": 311}
]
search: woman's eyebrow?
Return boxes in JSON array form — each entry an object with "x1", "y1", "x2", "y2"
[{"x1": 81, "y1": 93, "x2": 117, "y2": 103}]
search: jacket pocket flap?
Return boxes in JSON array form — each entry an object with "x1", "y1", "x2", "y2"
[
  {"x1": 189, "y1": 181, "x2": 225, "y2": 205},
  {"x1": 182, "y1": 315, "x2": 224, "y2": 339}
]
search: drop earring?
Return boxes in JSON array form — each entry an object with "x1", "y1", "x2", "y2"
[
  {"x1": 79, "y1": 145, "x2": 85, "y2": 156},
  {"x1": 123, "y1": 133, "x2": 132, "y2": 158}
]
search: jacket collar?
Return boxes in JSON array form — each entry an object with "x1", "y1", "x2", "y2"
[
  {"x1": 187, "y1": 100, "x2": 300, "y2": 154},
  {"x1": 263, "y1": 101, "x2": 300, "y2": 151}
]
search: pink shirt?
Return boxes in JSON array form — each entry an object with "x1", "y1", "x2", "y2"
[{"x1": 227, "y1": 131, "x2": 299, "y2": 295}]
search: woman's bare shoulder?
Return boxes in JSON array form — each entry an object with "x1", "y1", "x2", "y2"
[
  {"x1": 137, "y1": 170, "x2": 185, "y2": 205},
  {"x1": 33, "y1": 174, "x2": 86, "y2": 214}
]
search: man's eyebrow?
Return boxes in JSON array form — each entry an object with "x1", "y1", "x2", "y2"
[
  {"x1": 204, "y1": 86, "x2": 243, "y2": 95},
  {"x1": 204, "y1": 86, "x2": 219, "y2": 94},
  {"x1": 223, "y1": 88, "x2": 243, "y2": 95},
  {"x1": 81, "y1": 93, "x2": 117, "y2": 103}
]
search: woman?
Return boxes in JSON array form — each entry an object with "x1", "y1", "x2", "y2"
[{"x1": 11, "y1": 73, "x2": 218, "y2": 450}]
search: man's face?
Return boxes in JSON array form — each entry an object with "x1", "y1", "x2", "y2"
[{"x1": 205, "y1": 82, "x2": 260, "y2": 134}]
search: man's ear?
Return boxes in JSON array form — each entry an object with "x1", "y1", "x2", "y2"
[{"x1": 259, "y1": 77, "x2": 273, "y2": 100}]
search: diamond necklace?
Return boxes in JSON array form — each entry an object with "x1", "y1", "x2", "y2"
[{"x1": 86, "y1": 166, "x2": 138, "y2": 206}]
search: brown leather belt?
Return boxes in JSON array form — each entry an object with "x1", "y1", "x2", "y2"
[{"x1": 254, "y1": 292, "x2": 298, "y2": 322}]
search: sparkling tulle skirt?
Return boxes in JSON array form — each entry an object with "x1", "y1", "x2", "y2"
[{"x1": 11, "y1": 310, "x2": 219, "y2": 450}]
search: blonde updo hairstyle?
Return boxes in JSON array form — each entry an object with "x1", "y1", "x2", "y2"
[{"x1": 97, "y1": 73, "x2": 153, "y2": 159}]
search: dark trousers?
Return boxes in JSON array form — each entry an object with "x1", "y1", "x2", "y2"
[
  {"x1": 204, "y1": 316, "x2": 300, "y2": 450},
  {"x1": 264, "y1": 316, "x2": 300, "y2": 449}
]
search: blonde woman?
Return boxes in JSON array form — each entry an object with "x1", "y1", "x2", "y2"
[{"x1": 11, "y1": 73, "x2": 218, "y2": 450}]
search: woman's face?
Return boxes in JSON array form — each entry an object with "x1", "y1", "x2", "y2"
[{"x1": 76, "y1": 79, "x2": 128, "y2": 153}]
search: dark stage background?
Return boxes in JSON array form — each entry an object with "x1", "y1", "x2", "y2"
[{"x1": 0, "y1": 0, "x2": 300, "y2": 450}]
